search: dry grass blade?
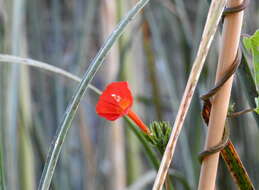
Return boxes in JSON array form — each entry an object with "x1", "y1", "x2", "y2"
[
  {"x1": 152, "y1": 0, "x2": 227, "y2": 189},
  {"x1": 221, "y1": 141, "x2": 254, "y2": 189}
]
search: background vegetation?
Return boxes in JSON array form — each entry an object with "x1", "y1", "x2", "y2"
[{"x1": 0, "y1": 0, "x2": 258, "y2": 189}]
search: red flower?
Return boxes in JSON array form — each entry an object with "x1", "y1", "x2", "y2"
[{"x1": 96, "y1": 81, "x2": 151, "y2": 134}]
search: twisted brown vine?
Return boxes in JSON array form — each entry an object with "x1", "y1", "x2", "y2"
[{"x1": 199, "y1": 0, "x2": 248, "y2": 162}]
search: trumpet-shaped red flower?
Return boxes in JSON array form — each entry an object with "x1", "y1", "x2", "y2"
[{"x1": 96, "y1": 81, "x2": 150, "y2": 134}]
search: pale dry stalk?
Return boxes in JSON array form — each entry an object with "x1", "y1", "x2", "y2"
[
  {"x1": 198, "y1": 0, "x2": 244, "y2": 189},
  {"x1": 100, "y1": 1, "x2": 126, "y2": 189},
  {"x1": 152, "y1": 0, "x2": 227, "y2": 189}
]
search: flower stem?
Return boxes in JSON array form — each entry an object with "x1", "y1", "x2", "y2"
[
  {"x1": 127, "y1": 110, "x2": 151, "y2": 135},
  {"x1": 124, "y1": 117, "x2": 159, "y2": 169}
]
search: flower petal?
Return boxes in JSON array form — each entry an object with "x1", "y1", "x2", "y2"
[{"x1": 96, "y1": 81, "x2": 133, "y2": 120}]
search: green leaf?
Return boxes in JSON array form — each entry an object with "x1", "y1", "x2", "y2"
[
  {"x1": 254, "y1": 97, "x2": 259, "y2": 114},
  {"x1": 243, "y1": 30, "x2": 259, "y2": 89},
  {"x1": 243, "y1": 30, "x2": 259, "y2": 113}
]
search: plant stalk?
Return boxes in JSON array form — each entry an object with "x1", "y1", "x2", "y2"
[{"x1": 198, "y1": 0, "x2": 245, "y2": 189}]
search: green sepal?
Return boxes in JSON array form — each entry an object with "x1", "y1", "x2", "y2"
[{"x1": 144, "y1": 121, "x2": 172, "y2": 154}]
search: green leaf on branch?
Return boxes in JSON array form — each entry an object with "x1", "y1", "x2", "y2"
[{"x1": 243, "y1": 30, "x2": 259, "y2": 89}]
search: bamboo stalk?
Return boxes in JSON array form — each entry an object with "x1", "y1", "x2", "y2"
[
  {"x1": 198, "y1": 0, "x2": 245, "y2": 189},
  {"x1": 152, "y1": 1, "x2": 226, "y2": 189}
]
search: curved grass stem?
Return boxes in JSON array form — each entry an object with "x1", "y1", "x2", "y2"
[{"x1": 0, "y1": 55, "x2": 102, "y2": 95}]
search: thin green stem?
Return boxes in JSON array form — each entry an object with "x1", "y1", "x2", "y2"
[
  {"x1": 37, "y1": 0, "x2": 150, "y2": 189},
  {"x1": 125, "y1": 117, "x2": 160, "y2": 169}
]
